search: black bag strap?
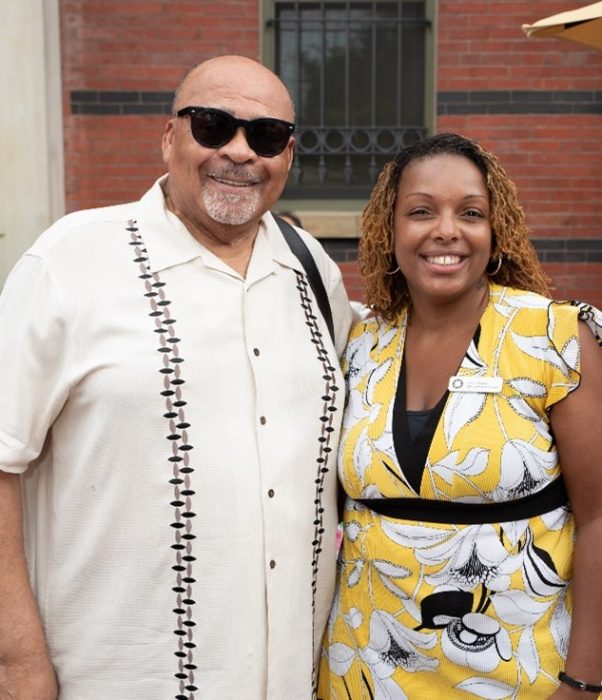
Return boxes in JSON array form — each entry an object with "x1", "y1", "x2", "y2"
[{"x1": 274, "y1": 215, "x2": 335, "y2": 346}]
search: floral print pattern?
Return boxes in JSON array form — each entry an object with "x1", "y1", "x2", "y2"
[{"x1": 318, "y1": 285, "x2": 602, "y2": 699}]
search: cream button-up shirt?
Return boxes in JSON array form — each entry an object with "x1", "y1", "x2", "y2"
[{"x1": 0, "y1": 177, "x2": 353, "y2": 700}]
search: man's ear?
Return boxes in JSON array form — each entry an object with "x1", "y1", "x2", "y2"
[
  {"x1": 285, "y1": 137, "x2": 295, "y2": 173},
  {"x1": 161, "y1": 119, "x2": 175, "y2": 165}
]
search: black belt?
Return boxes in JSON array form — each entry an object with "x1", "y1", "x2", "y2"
[{"x1": 355, "y1": 476, "x2": 568, "y2": 524}]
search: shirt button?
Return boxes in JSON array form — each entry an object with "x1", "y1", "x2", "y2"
[
  {"x1": 260, "y1": 416, "x2": 267, "y2": 425},
  {"x1": 253, "y1": 348, "x2": 260, "y2": 356},
  {"x1": 268, "y1": 489, "x2": 275, "y2": 498},
  {"x1": 269, "y1": 560, "x2": 276, "y2": 569}
]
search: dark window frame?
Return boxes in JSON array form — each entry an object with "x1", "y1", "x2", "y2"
[{"x1": 264, "y1": 0, "x2": 435, "y2": 201}]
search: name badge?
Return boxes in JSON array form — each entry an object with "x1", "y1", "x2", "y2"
[{"x1": 448, "y1": 375, "x2": 503, "y2": 393}]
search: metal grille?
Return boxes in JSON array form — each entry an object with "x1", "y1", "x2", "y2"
[{"x1": 269, "y1": 0, "x2": 430, "y2": 199}]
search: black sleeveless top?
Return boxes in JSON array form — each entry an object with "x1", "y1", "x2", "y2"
[
  {"x1": 392, "y1": 326, "x2": 481, "y2": 493},
  {"x1": 392, "y1": 356, "x2": 448, "y2": 493}
]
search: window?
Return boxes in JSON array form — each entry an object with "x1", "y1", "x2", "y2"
[{"x1": 265, "y1": 0, "x2": 433, "y2": 201}]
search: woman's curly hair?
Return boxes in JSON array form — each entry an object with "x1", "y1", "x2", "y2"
[{"x1": 360, "y1": 132, "x2": 551, "y2": 322}]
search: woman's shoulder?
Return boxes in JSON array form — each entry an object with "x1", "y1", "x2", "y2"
[
  {"x1": 490, "y1": 284, "x2": 601, "y2": 343},
  {"x1": 489, "y1": 284, "x2": 552, "y2": 313},
  {"x1": 345, "y1": 312, "x2": 405, "y2": 364},
  {"x1": 487, "y1": 285, "x2": 601, "y2": 387},
  {"x1": 488, "y1": 284, "x2": 575, "y2": 333},
  {"x1": 348, "y1": 311, "x2": 404, "y2": 342}
]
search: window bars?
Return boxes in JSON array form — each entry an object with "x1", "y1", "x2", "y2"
[{"x1": 269, "y1": 0, "x2": 430, "y2": 198}]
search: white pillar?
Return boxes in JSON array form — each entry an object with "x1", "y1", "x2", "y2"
[{"x1": 0, "y1": 0, "x2": 64, "y2": 285}]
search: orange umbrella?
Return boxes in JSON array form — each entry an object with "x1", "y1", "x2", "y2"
[{"x1": 522, "y1": 1, "x2": 602, "y2": 52}]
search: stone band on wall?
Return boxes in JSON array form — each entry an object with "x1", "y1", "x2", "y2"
[
  {"x1": 70, "y1": 90, "x2": 602, "y2": 117},
  {"x1": 71, "y1": 90, "x2": 174, "y2": 115},
  {"x1": 438, "y1": 90, "x2": 602, "y2": 115},
  {"x1": 322, "y1": 238, "x2": 602, "y2": 264}
]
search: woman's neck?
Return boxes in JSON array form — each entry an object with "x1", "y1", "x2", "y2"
[{"x1": 407, "y1": 278, "x2": 490, "y2": 335}]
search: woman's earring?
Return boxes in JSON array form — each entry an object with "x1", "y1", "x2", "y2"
[
  {"x1": 385, "y1": 265, "x2": 400, "y2": 276},
  {"x1": 486, "y1": 255, "x2": 502, "y2": 276}
]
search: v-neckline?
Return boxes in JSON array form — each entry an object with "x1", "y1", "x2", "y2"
[{"x1": 392, "y1": 324, "x2": 482, "y2": 495}]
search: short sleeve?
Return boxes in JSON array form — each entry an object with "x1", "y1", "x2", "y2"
[
  {"x1": 341, "y1": 318, "x2": 370, "y2": 377},
  {"x1": 544, "y1": 299, "x2": 602, "y2": 409},
  {"x1": 340, "y1": 317, "x2": 386, "y2": 390},
  {"x1": 328, "y1": 270, "x2": 354, "y2": 359},
  {"x1": 0, "y1": 255, "x2": 73, "y2": 473}
]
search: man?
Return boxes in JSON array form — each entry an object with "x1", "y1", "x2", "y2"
[{"x1": 0, "y1": 55, "x2": 352, "y2": 700}]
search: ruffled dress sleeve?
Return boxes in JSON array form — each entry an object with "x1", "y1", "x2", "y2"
[{"x1": 545, "y1": 299, "x2": 602, "y2": 409}]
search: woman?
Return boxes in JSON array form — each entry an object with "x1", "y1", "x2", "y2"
[{"x1": 318, "y1": 133, "x2": 602, "y2": 699}]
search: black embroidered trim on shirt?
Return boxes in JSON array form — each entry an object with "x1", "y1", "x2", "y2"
[
  {"x1": 295, "y1": 271, "x2": 339, "y2": 699},
  {"x1": 127, "y1": 220, "x2": 198, "y2": 700}
]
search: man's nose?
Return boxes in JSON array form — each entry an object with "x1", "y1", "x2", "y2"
[{"x1": 218, "y1": 127, "x2": 257, "y2": 162}]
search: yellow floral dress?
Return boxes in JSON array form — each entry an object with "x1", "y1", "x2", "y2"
[{"x1": 318, "y1": 284, "x2": 602, "y2": 700}]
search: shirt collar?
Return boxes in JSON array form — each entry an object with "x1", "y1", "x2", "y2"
[
  {"x1": 134, "y1": 175, "x2": 304, "y2": 276},
  {"x1": 261, "y1": 212, "x2": 306, "y2": 274},
  {"x1": 135, "y1": 175, "x2": 205, "y2": 273}
]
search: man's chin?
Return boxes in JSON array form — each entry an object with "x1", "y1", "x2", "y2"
[{"x1": 203, "y1": 193, "x2": 262, "y2": 226}]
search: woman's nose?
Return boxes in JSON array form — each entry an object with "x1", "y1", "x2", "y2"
[{"x1": 434, "y1": 210, "x2": 458, "y2": 240}]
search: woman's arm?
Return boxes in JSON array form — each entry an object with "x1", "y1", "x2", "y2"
[{"x1": 548, "y1": 321, "x2": 602, "y2": 699}]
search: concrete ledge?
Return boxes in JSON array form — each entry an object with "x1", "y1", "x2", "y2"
[{"x1": 297, "y1": 211, "x2": 362, "y2": 239}]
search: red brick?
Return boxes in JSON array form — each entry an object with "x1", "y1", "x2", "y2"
[{"x1": 58, "y1": 0, "x2": 602, "y2": 304}]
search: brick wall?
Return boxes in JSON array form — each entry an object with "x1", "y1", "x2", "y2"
[
  {"x1": 437, "y1": 0, "x2": 602, "y2": 306},
  {"x1": 59, "y1": 0, "x2": 602, "y2": 307},
  {"x1": 60, "y1": 0, "x2": 259, "y2": 211}
]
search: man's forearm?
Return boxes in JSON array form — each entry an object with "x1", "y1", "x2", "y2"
[{"x1": 0, "y1": 471, "x2": 58, "y2": 700}]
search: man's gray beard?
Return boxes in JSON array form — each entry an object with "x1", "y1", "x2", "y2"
[{"x1": 202, "y1": 189, "x2": 262, "y2": 226}]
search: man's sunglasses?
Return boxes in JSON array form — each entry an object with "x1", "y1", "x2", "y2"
[{"x1": 176, "y1": 106, "x2": 295, "y2": 158}]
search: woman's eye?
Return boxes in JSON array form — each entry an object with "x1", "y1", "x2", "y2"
[
  {"x1": 409, "y1": 208, "x2": 430, "y2": 216},
  {"x1": 463, "y1": 209, "x2": 484, "y2": 218}
]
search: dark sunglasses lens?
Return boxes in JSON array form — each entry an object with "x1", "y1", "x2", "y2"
[
  {"x1": 190, "y1": 110, "x2": 234, "y2": 148},
  {"x1": 248, "y1": 120, "x2": 291, "y2": 156}
]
